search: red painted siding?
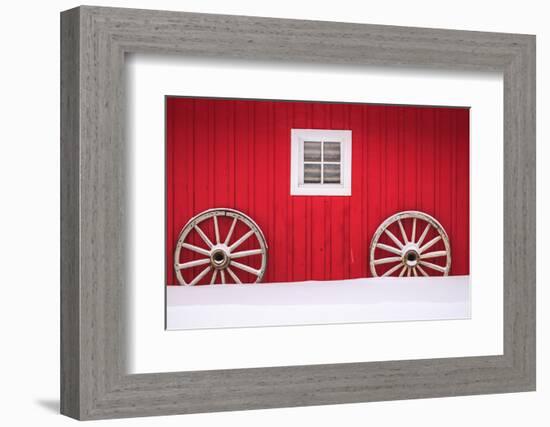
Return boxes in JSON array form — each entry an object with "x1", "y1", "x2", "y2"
[{"x1": 166, "y1": 97, "x2": 470, "y2": 285}]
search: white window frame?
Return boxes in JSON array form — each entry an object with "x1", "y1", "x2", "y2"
[{"x1": 290, "y1": 129, "x2": 352, "y2": 196}]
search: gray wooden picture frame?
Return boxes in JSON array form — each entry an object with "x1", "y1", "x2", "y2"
[{"x1": 60, "y1": 5, "x2": 536, "y2": 420}]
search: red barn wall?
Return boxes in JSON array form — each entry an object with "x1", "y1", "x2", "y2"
[{"x1": 166, "y1": 97, "x2": 470, "y2": 285}]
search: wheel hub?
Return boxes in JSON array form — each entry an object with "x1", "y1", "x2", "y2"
[
  {"x1": 210, "y1": 245, "x2": 230, "y2": 270},
  {"x1": 402, "y1": 243, "x2": 420, "y2": 267}
]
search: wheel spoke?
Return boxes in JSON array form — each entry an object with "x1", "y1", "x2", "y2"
[
  {"x1": 419, "y1": 260, "x2": 446, "y2": 273},
  {"x1": 213, "y1": 215, "x2": 221, "y2": 244},
  {"x1": 229, "y1": 229, "x2": 255, "y2": 252},
  {"x1": 176, "y1": 258, "x2": 210, "y2": 270},
  {"x1": 382, "y1": 263, "x2": 403, "y2": 277},
  {"x1": 384, "y1": 228, "x2": 404, "y2": 249},
  {"x1": 407, "y1": 267, "x2": 411, "y2": 277},
  {"x1": 417, "y1": 264, "x2": 429, "y2": 277},
  {"x1": 220, "y1": 269, "x2": 226, "y2": 284},
  {"x1": 412, "y1": 267, "x2": 418, "y2": 277},
  {"x1": 210, "y1": 269, "x2": 218, "y2": 285},
  {"x1": 398, "y1": 219, "x2": 408, "y2": 244},
  {"x1": 189, "y1": 265, "x2": 211, "y2": 286},
  {"x1": 376, "y1": 243, "x2": 402, "y2": 256},
  {"x1": 420, "y1": 250, "x2": 447, "y2": 259},
  {"x1": 231, "y1": 260, "x2": 261, "y2": 276},
  {"x1": 194, "y1": 224, "x2": 213, "y2": 248},
  {"x1": 224, "y1": 217, "x2": 237, "y2": 245},
  {"x1": 411, "y1": 218, "x2": 417, "y2": 243},
  {"x1": 398, "y1": 265, "x2": 407, "y2": 277},
  {"x1": 420, "y1": 235, "x2": 442, "y2": 253},
  {"x1": 416, "y1": 223, "x2": 430, "y2": 247},
  {"x1": 226, "y1": 267, "x2": 242, "y2": 284},
  {"x1": 230, "y1": 249, "x2": 264, "y2": 259},
  {"x1": 181, "y1": 243, "x2": 210, "y2": 257},
  {"x1": 373, "y1": 256, "x2": 402, "y2": 265}
]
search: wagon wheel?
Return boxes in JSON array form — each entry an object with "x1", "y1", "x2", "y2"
[
  {"x1": 369, "y1": 211, "x2": 451, "y2": 277},
  {"x1": 174, "y1": 208, "x2": 268, "y2": 285}
]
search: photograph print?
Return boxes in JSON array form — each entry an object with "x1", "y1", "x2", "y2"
[{"x1": 165, "y1": 97, "x2": 470, "y2": 330}]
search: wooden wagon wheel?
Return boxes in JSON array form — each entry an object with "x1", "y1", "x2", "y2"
[
  {"x1": 174, "y1": 208, "x2": 268, "y2": 285},
  {"x1": 369, "y1": 211, "x2": 451, "y2": 277}
]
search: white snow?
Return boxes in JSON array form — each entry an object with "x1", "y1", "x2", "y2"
[{"x1": 166, "y1": 276, "x2": 470, "y2": 330}]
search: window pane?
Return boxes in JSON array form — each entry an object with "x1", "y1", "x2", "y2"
[
  {"x1": 323, "y1": 163, "x2": 341, "y2": 184},
  {"x1": 304, "y1": 141, "x2": 322, "y2": 162},
  {"x1": 304, "y1": 163, "x2": 322, "y2": 183},
  {"x1": 323, "y1": 141, "x2": 341, "y2": 162}
]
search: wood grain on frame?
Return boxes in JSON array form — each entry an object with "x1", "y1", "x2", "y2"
[{"x1": 60, "y1": 6, "x2": 535, "y2": 420}]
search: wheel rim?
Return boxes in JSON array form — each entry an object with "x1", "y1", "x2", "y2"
[
  {"x1": 174, "y1": 208, "x2": 268, "y2": 285},
  {"x1": 369, "y1": 211, "x2": 451, "y2": 277}
]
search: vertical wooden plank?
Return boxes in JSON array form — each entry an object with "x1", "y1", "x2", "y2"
[
  {"x1": 416, "y1": 109, "x2": 422, "y2": 221},
  {"x1": 228, "y1": 100, "x2": 236, "y2": 209},
  {"x1": 397, "y1": 107, "x2": 404, "y2": 211},
  {"x1": 324, "y1": 197, "x2": 332, "y2": 279},
  {"x1": 167, "y1": 98, "x2": 196, "y2": 285},
  {"x1": 273, "y1": 102, "x2": 290, "y2": 282},
  {"x1": 188, "y1": 99, "x2": 210, "y2": 280},
  {"x1": 419, "y1": 108, "x2": 436, "y2": 215},
  {"x1": 267, "y1": 101, "x2": 276, "y2": 281},
  {"x1": 385, "y1": 107, "x2": 399, "y2": 218},
  {"x1": 248, "y1": 99, "x2": 256, "y2": 266},
  {"x1": 434, "y1": 108, "x2": 441, "y2": 221},
  {"x1": 339, "y1": 102, "x2": 349, "y2": 278},
  {"x1": 291, "y1": 101, "x2": 309, "y2": 282},
  {"x1": 439, "y1": 109, "x2": 453, "y2": 248},
  {"x1": 165, "y1": 98, "x2": 174, "y2": 285},
  {"x1": 192, "y1": 99, "x2": 210, "y2": 214},
  {"x1": 343, "y1": 104, "x2": 352, "y2": 279},
  {"x1": 286, "y1": 102, "x2": 295, "y2": 282},
  {"x1": 253, "y1": 100, "x2": 271, "y2": 280},
  {"x1": 450, "y1": 109, "x2": 458, "y2": 275},
  {"x1": 402, "y1": 107, "x2": 418, "y2": 211},
  {"x1": 349, "y1": 104, "x2": 364, "y2": 278},
  {"x1": 365, "y1": 105, "x2": 382, "y2": 277},
  {"x1": 214, "y1": 99, "x2": 230, "y2": 207},
  {"x1": 456, "y1": 108, "x2": 470, "y2": 275},
  {"x1": 234, "y1": 100, "x2": 250, "y2": 214}
]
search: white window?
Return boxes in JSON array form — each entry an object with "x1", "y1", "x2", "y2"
[{"x1": 290, "y1": 129, "x2": 352, "y2": 196}]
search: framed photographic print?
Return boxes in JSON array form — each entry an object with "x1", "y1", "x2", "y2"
[{"x1": 61, "y1": 5, "x2": 536, "y2": 420}]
